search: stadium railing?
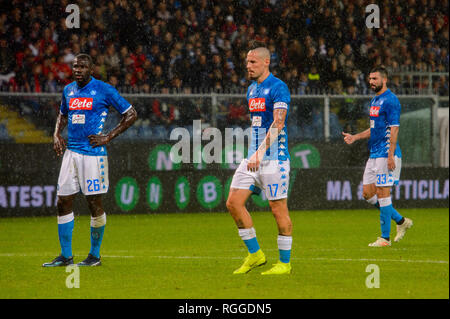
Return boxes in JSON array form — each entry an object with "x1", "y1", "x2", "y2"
[{"x1": 0, "y1": 92, "x2": 445, "y2": 167}]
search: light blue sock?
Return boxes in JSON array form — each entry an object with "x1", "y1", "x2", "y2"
[
  {"x1": 244, "y1": 237, "x2": 260, "y2": 253},
  {"x1": 238, "y1": 228, "x2": 260, "y2": 253},
  {"x1": 378, "y1": 198, "x2": 393, "y2": 240},
  {"x1": 368, "y1": 195, "x2": 403, "y2": 223},
  {"x1": 278, "y1": 235, "x2": 292, "y2": 263},
  {"x1": 58, "y1": 213, "x2": 74, "y2": 258},
  {"x1": 390, "y1": 206, "x2": 404, "y2": 224},
  {"x1": 89, "y1": 214, "x2": 106, "y2": 258}
]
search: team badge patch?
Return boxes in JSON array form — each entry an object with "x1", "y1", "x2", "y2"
[
  {"x1": 252, "y1": 116, "x2": 262, "y2": 127},
  {"x1": 72, "y1": 114, "x2": 85, "y2": 124}
]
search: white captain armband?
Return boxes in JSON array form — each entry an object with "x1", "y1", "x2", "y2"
[{"x1": 274, "y1": 102, "x2": 288, "y2": 109}]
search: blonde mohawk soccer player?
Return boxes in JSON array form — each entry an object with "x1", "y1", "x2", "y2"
[{"x1": 226, "y1": 44, "x2": 292, "y2": 275}]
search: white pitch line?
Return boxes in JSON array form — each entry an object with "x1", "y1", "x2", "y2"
[
  {"x1": 308, "y1": 257, "x2": 449, "y2": 264},
  {"x1": 0, "y1": 253, "x2": 447, "y2": 264},
  {"x1": 0, "y1": 253, "x2": 136, "y2": 258},
  {"x1": 120, "y1": 255, "x2": 450, "y2": 264}
]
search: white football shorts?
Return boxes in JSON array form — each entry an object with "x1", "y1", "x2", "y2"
[
  {"x1": 230, "y1": 158, "x2": 290, "y2": 200},
  {"x1": 57, "y1": 149, "x2": 109, "y2": 196},
  {"x1": 362, "y1": 156, "x2": 401, "y2": 187}
]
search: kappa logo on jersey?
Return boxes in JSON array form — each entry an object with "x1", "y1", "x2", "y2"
[
  {"x1": 69, "y1": 98, "x2": 93, "y2": 110},
  {"x1": 370, "y1": 106, "x2": 381, "y2": 117},
  {"x1": 249, "y1": 98, "x2": 266, "y2": 112}
]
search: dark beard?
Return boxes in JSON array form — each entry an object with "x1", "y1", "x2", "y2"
[{"x1": 372, "y1": 84, "x2": 383, "y2": 93}]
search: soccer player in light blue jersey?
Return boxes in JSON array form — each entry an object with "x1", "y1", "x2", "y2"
[
  {"x1": 343, "y1": 66, "x2": 413, "y2": 247},
  {"x1": 226, "y1": 45, "x2": 292, "y2": 274},
  {"x1": 43, "y1": 54, "x2": 137, "y2": 267}
]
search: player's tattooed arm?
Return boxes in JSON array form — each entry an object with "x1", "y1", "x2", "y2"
[
  {"x1": 342, "y1": 128, "x2": 370, "y2": 145},
  {"x1": 247, "y1": 108, "x2": 287, "y2": 172},
  {"x1": 53, "y1": 112, "x2": 68, "y2": 156},
  {"x1": 263, "y1": 108, "x2": 287, "y2": 151},
  {"x1": 88, "y1": 106, "x2": 138, "y2": 147},
  {"x1": 272, "y1": 108, "x2": 287, "y2": 131}
]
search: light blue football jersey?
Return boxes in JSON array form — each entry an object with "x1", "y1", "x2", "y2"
[
  {"x1": 247, "y1": 73, "x2": 291, "y2": 161},
  {"x1": 368, "y1": 89, "x2": 402, "y2": 159},
  {"x1": 60, "y1": 77, "x2": 132, "y2": 156}
]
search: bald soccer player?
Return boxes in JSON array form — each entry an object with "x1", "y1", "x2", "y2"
[{"x1": 226, "y1": 46, "x2": 292, "y2": 275}]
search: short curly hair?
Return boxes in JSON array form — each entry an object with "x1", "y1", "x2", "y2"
[
  {"x1": 74, "y1": 53, "x2": 93, "y2": 67},
  {"x1": 370, "y1": 65, "x2": 388, "y2": 78}
]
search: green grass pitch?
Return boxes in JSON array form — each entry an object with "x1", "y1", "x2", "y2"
[{"x1": 0, "y1": 208, "x2": 448, "y2": 299}]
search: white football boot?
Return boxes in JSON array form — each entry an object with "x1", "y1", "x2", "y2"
[
  {"x1": 368, "y1": 237, "x2": 391, "y2": 247},
  {"x1": 394, "y1": 218, "x2": 413, "y2": 242}
]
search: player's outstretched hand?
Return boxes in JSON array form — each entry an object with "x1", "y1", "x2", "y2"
[
  {"x1": 53, "y1": 134, "x2": 66, "y2": 157},
  {"x1": 342, "y1": 132, "x2": 355, "y2": 145},
  {"x1": 88, "y1": 134, "x2": 110, "y2": 148}
]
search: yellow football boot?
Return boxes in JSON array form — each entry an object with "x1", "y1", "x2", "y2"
[
  {"x1": 261, "y1": 261, "x2": 291, "y2": 275},
  {"x1": 233, "y1": 250, "x2": 266, "y2": 274}
]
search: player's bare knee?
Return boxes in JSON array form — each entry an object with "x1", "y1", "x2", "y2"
[
  {"x1": 376, "y1": 187, "x2": 391, "y2": 199},
  {"x1": 57, "y1": 196, "x2": 73, "y2": 215},
  {"x1": 86, "y1": 195, "x2": 104, "y2": 217},
  {"x1": 225, "y1": 198, "x2": 233, "y2": 211},
  {"x1": 269, "y1": 199, "x2": 288, "y2": 214},
  {"x1": 362, "y1": 185, "x2": 376, "y2": 200},
  {"x1": 226, "y1": 198, "x2": 243, "y2": 214},
  {"x1": 363, "y1": 191, "x2": 375, "y2": 200}
]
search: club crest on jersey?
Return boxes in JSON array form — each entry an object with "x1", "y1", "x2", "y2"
[
  {"x1": 369, "y1": 106, "x2": 381, "y2": 117},
  {"x1": 249, "y1": 98, "x2": 266, "y2": 112},
  {"x1": 69, "y1": 98, "x2": 93, "y2": 110}
]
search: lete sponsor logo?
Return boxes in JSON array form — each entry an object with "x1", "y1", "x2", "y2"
[
  {"x1": 249, "y1": 98, "x2": 266, "y2": 112},
  {"x1": 69, "y1": 98, "x2": 93, "y2": 110}
]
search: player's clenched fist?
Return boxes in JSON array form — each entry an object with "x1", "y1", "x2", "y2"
[{"x1": 342, "y1": 132, "x2": 355, "y2": 145}]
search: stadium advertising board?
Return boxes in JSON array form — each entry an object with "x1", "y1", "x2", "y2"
[
  {"x1": 0, "y1": 168, "x2": 447, "y2": 216},
  {"x1": 0, "y1": 144, "x2": 447, "y2": 216}
]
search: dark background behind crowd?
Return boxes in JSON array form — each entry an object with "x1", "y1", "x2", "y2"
[{"x1": 0, "y1": 0, "x2": 448, "y2": 95}]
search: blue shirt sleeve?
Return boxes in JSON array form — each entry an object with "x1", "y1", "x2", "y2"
[
  {"x1": 60, "y1": 87, "x2": 68, "y2": 115},
  {"x1": 386, "y1": 95, "x2": 401, "y2": 126},
  {"x1": 272, "y1": 82, "x2": 290, "y2": 110},
  {"x1": 105, "y1": 83, "x2": 132, "y2": 114}
]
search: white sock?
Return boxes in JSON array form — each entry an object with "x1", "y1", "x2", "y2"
[
  {"x1": 277, "y1": 235, "x2": 292, "y2": 250},
  {"x1": 58, "y1": 212, "x2": 74, "y2": 224},
  {"x1": 378, "y1": 197, "x2": 392, "y2": 207},
  {"x1": 238, "y1": 227, "x2": 256, "y2": 240},
  {"x1": 366, "y1": 195, "x2": 378, "y2": 205},
  {"x1": 91, "y1": 213, "x2": 106, "y2": 228}
]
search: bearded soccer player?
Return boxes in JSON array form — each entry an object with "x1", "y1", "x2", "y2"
[
  {"x1": 43, "y1": 54, "x2": 137, "y2": 267},
  {"x1": 226, "y1": 45, "x2": 292, "y2": 275},
  {"x1": 343, "y1": 66, "x2": 413, "y2": 247}
]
